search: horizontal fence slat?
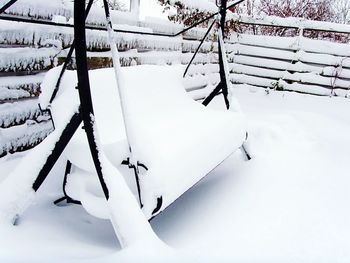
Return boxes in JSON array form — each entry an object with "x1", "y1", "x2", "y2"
[
  {"x1": 0, "y1": 98, "x2": 42, "y2": 128},
  {"x1": 228, "y1": 42, "x2": 350, "y2": 69},
  {"x1": 231, "y1": 13, "x2": 350, "y2": 35},
  {"x1": 0, "y1": 47, "x2": 58, "y2": 72},
  {"x1": 0, "y1": 120, "x2": 53, "y2": 157},
  {"x1": 230, "y1": 63, "x2": 350, "y2": 90},
  {"x1": 230, "y1": 33, "x2": 350, "y2": 57}
]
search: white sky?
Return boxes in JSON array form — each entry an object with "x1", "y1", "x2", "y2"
[
  {"x1": 120, "y1": 0, "x2": 167, "y2": 19},
  {"x1": 140, "y1": 0, "x2": 167, "y2": 19}
]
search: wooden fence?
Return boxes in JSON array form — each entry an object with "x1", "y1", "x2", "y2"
[{"x1": 228, "y1": 15, "x2": 350, "y2": 97}]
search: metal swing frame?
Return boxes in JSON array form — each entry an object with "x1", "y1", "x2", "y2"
[{"x1": 0, "y1": 0, "x2": 250, "y2": 221}]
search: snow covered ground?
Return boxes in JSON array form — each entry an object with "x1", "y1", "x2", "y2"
[{"x1": 0, "y1": 85, "x2": 349, "y2": 262}]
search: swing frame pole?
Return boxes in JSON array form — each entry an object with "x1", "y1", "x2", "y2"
[
  {"x1": 0, "y1": 0, "x2": 18, "y2": 14},
  {"x1": 102, "y1": 0, "x2": 144, "y2": 208},
  {"x1": 74, "y1": 0, "x2": 110, "y2": 200},
  {"x1": 202, "y1": 0, "x2": 231, "y2": 108}
]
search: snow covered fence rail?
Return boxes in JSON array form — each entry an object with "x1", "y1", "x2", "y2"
[
  {"x1": 226, "y1": 16, "x2": 350, "y2": 97},
  {"x1": 0, "y1": 0, "x2": 136, "y2": 28},
  {"x1": 0, "y1": 98, "x2": 53, "y2": 157},
  {"x1": 231, "y1": 13, "x2": 350, "y2": 36},
  {"x1": 0, "y1": 99, "x2": 42, "y2": 128},
  {"x1": 0, "y1": 117, "x2": 53, "y2": 158},
  {"x1": 0, "y1": 0, "x2": 206, "y2": 39},
  {"x1": 0, "y1": 47, "x2": 58, "y2": 74},
  {"x1": 0, "y1": 74, "x2": 43, "y2": 102}
]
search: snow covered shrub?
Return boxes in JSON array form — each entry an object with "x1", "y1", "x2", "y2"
[{"x1": 157, "y1": 0, "x2": 212, "y2": 27}]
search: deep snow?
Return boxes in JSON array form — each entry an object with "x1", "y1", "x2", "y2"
[{"x1": 0, "y1": 84, "x2": 349, "y2": 262}]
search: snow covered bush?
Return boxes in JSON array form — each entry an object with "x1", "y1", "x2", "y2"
[{"x1": 158, "y1": 0, "x2": 212, "y2": 27}]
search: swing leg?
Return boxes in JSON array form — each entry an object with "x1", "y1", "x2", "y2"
[
  {"x1": 241, "y1": 144, "x2": 251, "y2": 161},
  {"x1": 54, "y1": 160, "x2": 82, "y2": 206},
  {"x1": 32, "y1": 112, "x2": 82, "y2": 191},
  {"x1": 0, "y1": 111, "x2": 82, "y2": 224},
  {"x1": 241, "y1": 132, "x2": 252, "y2": 161},
  {"x1": 73, "y1": 0, "x2": 160, "y2": 248}
]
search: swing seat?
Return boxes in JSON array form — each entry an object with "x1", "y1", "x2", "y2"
[{"x1": 64, "y1": 65, "x2": 247, "y2": 219}]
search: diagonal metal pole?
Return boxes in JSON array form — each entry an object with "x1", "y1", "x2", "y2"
[
  {"x1": 217, "y1": 0, "x2": 231, "y2": 109},
  {"x1": 102, "y1": 0, "x2": 144, "y2": 208},
  {"x1": 203, "y1": 81, "x2": 224, "y2": 106},
  {"x1": 0, "y1": 0, "x2": 17, "y2": 14},
  {"x1": 183, "y1": 19, "x2": 216, "y2": 78},
  {"x1": 32, "y1": 112, "x2": 82, "y2": 191},
  {"x1": 74, "y1": 0, "x2": 109, "y2": 200},
  {"x1": 49, "y1": 0, "x2": 94, "y2": 104},
  {"x1": 201, "y1": 0, "x2": 231, "y2": 108}
]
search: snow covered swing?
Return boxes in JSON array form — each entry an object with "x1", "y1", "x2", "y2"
[{"x1": 0, "y1": 0, "x2": 250, "y2": 247}]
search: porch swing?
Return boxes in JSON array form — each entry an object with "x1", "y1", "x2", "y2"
[
  {"x1": 58, "y1": 0, "x2": 249, "y2": 220},
  {"x1": 0, "y1": 0, "x2": 249, "y2": 247}
]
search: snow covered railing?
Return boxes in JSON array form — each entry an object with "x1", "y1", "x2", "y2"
[
  {"x1": 0, "y1": 0, "x2": 137, "y2": 26},
  {"x1": 0, "y1": 74, "x2": 43, "y2": 102},
  {"x1": 0, "y1": 0, "x2": 72, "y2": 20},
  {"x1": 0, "y1": 119, "x2": 53, "y2": 158},
  {"x1": 0, "y1": 97, "x2": 53, "y2": 157},
  {"x1": 81, "y1": 50, "x2": 217, "y2": 68},
  {"x1": 0, "y1": 47, "x2": 58, "y2": 74},
  {"x1": 0, "y1": 99, "x2": 43, "y2": 128},
  {"x1": 232, "y1": 13, "x2": 350, "y2": 35}
]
